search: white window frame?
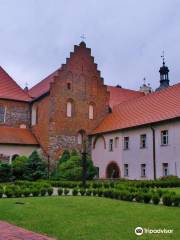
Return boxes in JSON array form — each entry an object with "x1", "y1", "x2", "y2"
[
  {"x1": 140, "y1": 134, "x2": 146, "y2": 148},
  {"x1": 161, "y1": 130, "x2": 168, "y2": 145},
  {"x1": 124, "y1": 136, "x2": 129, "y2": 150}
]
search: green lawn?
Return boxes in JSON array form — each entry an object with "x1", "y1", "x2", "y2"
[{"x1": 0, "y1": 196, "x2": 179, "y2": 240}]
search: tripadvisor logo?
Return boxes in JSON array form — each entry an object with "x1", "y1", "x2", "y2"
[{"x1": 135, "y1": 227, "x2": 144, "y2": 236}]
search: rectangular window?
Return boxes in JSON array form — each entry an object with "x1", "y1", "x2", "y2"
[
  {"x1": 115, "y1": 137, "x2": 119, "y2": 148},
  {"x1": 0, "y1": 106, "x2": 6, "y2": 123},
  {"x1": 161, "y1": 130, "x2": 168, "y2": 145},
  {"x1": 140, "y1": 134, "x2": 146, "y2": 148},
  {"x1": 124, "y1": 164, "x2": 129, "y2": 177},
  {"x1": 124, "y1": 137, "x2": 129, "y2": 150},
  {"x1": 163, "y1": 163, "x2": 169, "y2": 176},
  {"x1": 109, "y1": 139, "x2": 113, "y2": 152},
  {"x1": 31, "y1": 106, "x2": 37, "y2": 126},
  {"x1": 141, "y1": 164, "x2": 146, "y2": 177}
]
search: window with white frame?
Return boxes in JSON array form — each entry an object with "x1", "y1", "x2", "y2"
[
  {"x1": 140, "y1": 134, "x2": 146, "y2": 148},
  {"x1": 124, "y1": 136, "x2": 129, "y2": 150},
  {"x1": 141, "y1": 164, "x2": 146, "y2": 177},
  {"x1": 109, "y1": 139, "x2": 113, "y2": 152},
  {"x1": 124, "y1": 164, "x2": 129, "y2": 177},
  {"x1": 0, "y1": 106, "x2": 6, "y2": 123},
  {"x1": 67, "y1": 101, "x2": 72, "y2": 117},
  {"x1": 161, "y1": 130, "x2": 168, "y2": 145},
  {"x1": 163, "y1": 163, "x2": 169, "y2": 176},
  {"x1": 89, "y1": 104, "x2": 94, "y2": 120}
]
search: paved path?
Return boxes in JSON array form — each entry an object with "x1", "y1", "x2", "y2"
[{"x1": 0, "y1": 221, "x2": 55, "y2": 240}]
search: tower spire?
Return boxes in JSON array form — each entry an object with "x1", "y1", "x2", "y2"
[{"x1": 156, "y1": 51, "x2": 170, "y2": 91}]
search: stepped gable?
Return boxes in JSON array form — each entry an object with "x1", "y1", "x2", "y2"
[
  {"x1": 93, "y1": 83, "x2": 180, "y2": 134},
  {"x1": 0, "y1": 66, "x2": 32, "y2": 101}
]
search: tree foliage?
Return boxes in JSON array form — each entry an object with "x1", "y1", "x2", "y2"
[{"x1": 12, "y1": 156, "x2": 28, "y2": 180}]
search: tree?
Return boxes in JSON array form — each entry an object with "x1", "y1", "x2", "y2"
[
  {"x1": 12, "y1": 156, "x2": 28, "y2": 180},
  {"x1": 24, "y1": 150, "x2": 48, "y2": 180},
  {"x1": 58, "y1": 151, "x2": 97, "y2": 180},
  {"x1": 0, "y1": 162, "x2": 12, "y2": 182}
]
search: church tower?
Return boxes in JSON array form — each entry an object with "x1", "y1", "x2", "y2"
[{"x1": 156, "y1": 53, "x2": 170, "y2": 91}]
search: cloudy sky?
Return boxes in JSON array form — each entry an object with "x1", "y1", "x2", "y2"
[{"x1": 0, "y1": 0, "x2": 179, "y2": 90}]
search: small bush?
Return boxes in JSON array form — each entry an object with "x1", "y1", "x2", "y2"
[
  {"x1": 72, "y1": 188, "x2": 78, "y2": 196},
  {"x1": 40, "y1": 188, "x2": 47, "y2": 196},
  {"x1": 86, "y1": 189, "x2": 92, "y2": 196},
  {"x1": 172, "y1": 195, "x2": 180, "y2": 207},
  {"x1": 92, "y1": 188, "x2": 98, "y2": 196},
  {"x1": 79, "y1": 188, "x2": 86, "y2": 196},
  {"x1": 152, "y1": 194, "x2": 160, "y2": 205},
  {"x1": 97, "y1": 189, "x2": 103, "y2": 197},
  {"x1": 162, "y1": 194, "x2": 173, "y2": 206},
  {"x1": 32, "y1": 188, "x2": 40, "y2": 197},
  {"x1": 143, "y1": 193, "x2": 152, "y2": 204},
  {"x1": 47, "y1": 187, "x2": 53, "y2": 196},
  {"x1": 23, "y1": 188, "x2": 31, "y2": 197},
  {"x1": 135, "y1": 193, "x2": 144, "y2": 202},
  {"x1": 0, "y1": 188, "x2": 3, "y2": 198},
  {"x1": 5, "y1": 188, "x2": 14, "y2": 198},
  {"x1": 64, "y1": 189, "x2": 69, "y2": 195},
  {"x1": 58, "y1": 188, "x2": 63, "y2": 196}
]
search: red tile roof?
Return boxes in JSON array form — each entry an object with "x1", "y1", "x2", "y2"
[
  {"x1": 93, "y1": 84, "x2": 180, "y2": 134},
  {"x1": 0, "y1": 127, "x2": 39, "y2": 145},
  {"x1": 0, "y1": 66, "x2": 32, "y2": 101},
  {"x1": 28, "y1": 70, "x2": 59, "y2": 98},
  {"x1": 107, "y1": 86, "x2": 144, "y2": 107}
]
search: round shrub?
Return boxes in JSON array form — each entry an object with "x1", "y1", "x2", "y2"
[
  {"x1": 135, "y1": 193, "x2": 144, "y2": 202},
  {"x1": 72, "y1": 188, "x2": 78, "y2": 196},
  {"x1": 0, "y1": 188, "x2": 3, "y2": 198},
  {"x1": 58, "y1": 188, "x2": 63, "y2": 196},
  {"x1": 23, "y1": 188, "x2": 31, "y2": 197},
  {"x1": 64, "y1": 188, "x2": 69, "y2": 195},
  {"x1": 86, "y1": 189, "x2": 92, "y2": 196},
  {"x1": 97, "y1": 189, "x2": 103, "y2": 197},
  {"x1": 92, "y1": 188, "x2": 98, "y2": 196},
  {"x1": 162, "y1": 194, "x2": 173, "y2": 206},
  {"x1": 47, "y1": 187, "x2": 53, "y2": 196},
  {"x1": 152, "y1": 194, "x2": 160, "y2": 205},
  {"x1": 143, "y1": 193, "x2": 152, "y2": 204},
  {"x1": 79, "y1": 188, "x2": 86, "y2": 196},
  {"x1": 5, "y1": 188, "x2": 14, "y2": 198},
  {"x1": 40, "y1": 188, "x2": 47, "y2": 196},
  {"x1": 172, "y1": 195, "x2": 180, "y2": 207},
  {"x1": 32, "y1": 188, "x2": 40, "y2": 197}
]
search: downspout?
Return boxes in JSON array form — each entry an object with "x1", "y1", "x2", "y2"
[{"x1": 150, "y1": 126, "x2": 156, "y2": 180}]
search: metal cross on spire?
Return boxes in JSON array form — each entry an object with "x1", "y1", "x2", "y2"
[
  {"x1": 80, "y1": 34, "x2": 86, "y2": 42},
  {"x1": 161, "y1": 50, "x2": 165, "y2": 66},
  {"x1": 143, "y1": 77, "x2": 146, "y2": 85}
]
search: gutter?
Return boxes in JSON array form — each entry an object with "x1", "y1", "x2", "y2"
[{"x1": 150, "y1": 126, "x2": 156, "y2": 180}]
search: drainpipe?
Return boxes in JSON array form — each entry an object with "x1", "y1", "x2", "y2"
[{"x1": 150, "y1": 126, "x2": 156, "y2": 180}]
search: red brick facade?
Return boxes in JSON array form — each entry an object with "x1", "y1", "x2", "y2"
[{"x1": 31, "y1": 42, "x2": 110, "y2": 163}]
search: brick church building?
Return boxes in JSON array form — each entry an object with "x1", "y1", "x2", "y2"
[{"x1": 1, "y1": 41, "x2": 180, "y2": 179}]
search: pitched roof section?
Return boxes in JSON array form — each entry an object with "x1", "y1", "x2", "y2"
[
  {"x1": 0, "y1": 66, "x2": 32, "y2": 101},
  {"x1": 28, "y1": 70, "x2": 59, "y2": 98},
  {"x1": 107, "y1": 86, "x2": 144, "y2": 108},
  {"x1": 93, "y1": 84, "x2": 180, "y2": 134},
  {"x1": 0, "y1": 127, "x2": 39, "y2": 145}
]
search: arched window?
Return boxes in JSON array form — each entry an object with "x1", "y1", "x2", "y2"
[
  {"x1": 89, "y1": 104, "x2": 94, "y2": 120},
  {"x1": 67, "y1": 101, "x2": 72, "y2": 117}
]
